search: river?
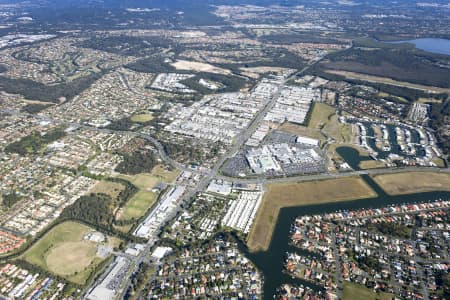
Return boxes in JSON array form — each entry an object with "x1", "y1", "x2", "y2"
[
  {"x1": 236, "y1": 160, "x2": 450, "y2": 298},
  {"x1": 387, "y1": 38, "x2": 450, "y2": 56}
]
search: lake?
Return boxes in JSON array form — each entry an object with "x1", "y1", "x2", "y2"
[
  {"x1": 388, "y1": 38, "x2": 450, "y2": 56},
  {"x1": 237, "y1": 174, "x2": 450, "y2": 298}
]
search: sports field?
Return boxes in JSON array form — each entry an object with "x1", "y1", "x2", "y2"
[
  {"x1": 116, "y1": 173, "x2": 159, "y2": 220},
  {"x1": 117, "y1": 166, "x2": 179, "y2": 220},
  {"x1": 247, "y1": 177, "x2": 376, "y2": 252},
  {"x1": 22, "y1": 221, "x2": 106, "y2": 285},
  {"x1": 131, "y1": 113, "x2": 153, "y2": 123}
]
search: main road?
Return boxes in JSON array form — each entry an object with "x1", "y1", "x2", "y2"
[
  {"x1": 114, "y1": 62, "x2": 308, "y2": 299},
  {"x1": 3, "y1": 54, "x2": 448, "y2": 299},
  {"x1": 217, "y1": 165, "x2": 450, "y2": 185}
]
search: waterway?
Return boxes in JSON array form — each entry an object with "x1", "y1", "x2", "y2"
[
  {"x1": 237, "y1": 173, "x2": 450, "y2": 298},
  {"x1": 387, "y1": 38, "x2": 450, "y2": 56},
  {"x1": 336, "y1": 146, "x2": 369, "y2": 170}
]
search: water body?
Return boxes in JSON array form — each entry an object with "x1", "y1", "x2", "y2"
[
  {"x1": 237, "y1": 176, "x2": 450, "y2": 298},
  {"x1": 387, "y1": 38, "x2": 450, "y2": 56},
  {"x1": 336, "y1": 146, "x2": 369, "y2": 170}
]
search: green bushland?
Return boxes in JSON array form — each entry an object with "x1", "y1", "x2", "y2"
[
  {"x1": 317, "y1": 47, "x2": 450, "y2": 88},
  {"x1": 115, "y1": 151, "x2": 157, "y2": 175},
  {"x1": 1, "y1": 192, "x2": 22, "y2": 208},
  {"x1": 180, "y1": 72, "x2": 248, "y2": 94},
  {"x1": 21, "y1": 103, "x2": 52, "y2": 114},
  {"x1": 0, "y1": 72, "x2": 102, "y2": 102},
  {"x1": 5, "y1": 128, "x2": 66, "y2": 155}
]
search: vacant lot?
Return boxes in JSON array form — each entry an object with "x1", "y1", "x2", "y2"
[
  {"x1": 171, "y1": 60, "x2": 230, "y2": 75},
  {"x1": 418, "y1": 97, "x2": 443, "y2": 104},
  {"x1": 372, "y1": 172, "x2": 450, "y2": 195},
  {"x1": 247, "y1": 177, "x2": 376, "y2": 252},
  {"x1": 22, "y1": 221, "x2": 104, "y2": 285},
  {"x1": 308, "y1": 103, "x2": 352, "y2": 144},
  {"x1": 278, "y1": 122, "x2": 326, "y2": 144},
  {"x1": 342, "y1": 282, "x2": 393, "y2": 300},
  {"x1": 240, "y1": 66, "x2": 290, "y2": 78}
]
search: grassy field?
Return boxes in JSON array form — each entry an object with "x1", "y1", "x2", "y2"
[
  {"x1": 372, "y1": 172, "x2": 450, "y2": 195},
  {"x1": 90, "y1": 181, "x2": 125, "y2": 199},
  {"x1": 247, "y1": 177, "x2": 377, "y2": 252},
  {"x1": 152, "y1": 165, "x2": 180, "y2": 182},
  {"x1": 46, "y1": 242, "x2": 97, "y2": 275},
  {"x1": 114, "y1": 223, "x2": 133, "y2": 234},
  {"x1": 121, "y1": 190, "x2": 157, "y2": 220},
  {"x1": 377, "y1": 92, "x2": 408, "y2": 103},
  {"x1": 117, "y1": 166, "x2": 179, "y2": 220},
  {"x1": 326, "y1": 70, "x2": 450, "y2": 94},
  {"x1": 431, "y1": 157, "x2": 447, "y2": 168},
  {"x1": 308, "y1": 103, "x2": 336, "y2": 128},
  {"x1": 21, "y1": 221, "x2": 106, "y2": 285},
  {"x1": 342, "y1": 282, "x2": 393, "y2": 300},
  {"x1": 118, "y1": 173, "x2": 161, "y2": 190},
  {"x1": 417, "y1": 97, "x2": 443, "y2": 104},
  {"x1": 131, "y1": 113, "x2": 153, "y2": 123},
  {"x1": 308, "y1": 103, "x2": 352, "y2": 144},
  {"x1": 358, "y1": 160, "x2": 386, "y2": 169},
  {"x1": 116, "y1": 173, "x2": 160, "y2": 220}
]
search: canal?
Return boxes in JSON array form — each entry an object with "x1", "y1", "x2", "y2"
[{"x1": 237, "y1": 166, "x2": 450, "y2": 298}]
